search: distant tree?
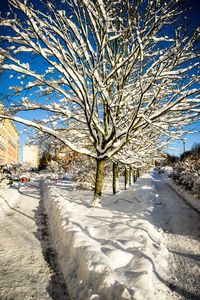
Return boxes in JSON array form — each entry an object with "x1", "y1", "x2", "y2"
[
  {"x1": 39, "y1": 150, "x2": 53, "y2": 170},
  {"x1": 0, "y1": 0, "x2": 200, "y2": 205},
  {"x1": 164, "y1": 153, "x2": 179, "y2": 166},
  {"x1": 191, "y1": 143, "x2": 200, "y2": 154}
]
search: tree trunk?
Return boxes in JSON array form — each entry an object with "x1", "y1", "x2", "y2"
[
  {"x1": 125, "y1": 166, "x2": 129, "y2": 190},
  {"x1": 133, "y1": 169, "x2": 136, "y2": 182},
  {"x1": 93, "y1": 158, "x2": 105, "y2": 206},
  {"x1": 136, "y1": 168, "x2": 140, "y2": 179},
  {"x1": 113, "y1": 161, "x2": 119, "y2": 194},
  {"x1": 129, "y1": 166, "x2": 133, "y2": 185}
]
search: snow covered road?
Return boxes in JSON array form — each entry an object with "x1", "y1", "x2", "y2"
[
  {"x1": 151, "y1": 172, "x2": 200, "y2": 299},
  {"x1": 0, "y1": 172, "x2": 199, "y2": 300},
  {"x1": 0, "y1": 179, "x2": 70, "y2": 300}
]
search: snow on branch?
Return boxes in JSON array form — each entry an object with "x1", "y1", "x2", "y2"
[{"x1": 0, "y1": 0, "x2": 199, "y2": 162}]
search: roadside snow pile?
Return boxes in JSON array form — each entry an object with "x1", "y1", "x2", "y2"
[{"x1": 42, "y1": 174, "x2": 170, "y2": 300}]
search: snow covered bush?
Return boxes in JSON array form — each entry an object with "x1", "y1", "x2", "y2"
[
  {"x1": 168, "y1": 161, "x2": 183, "y2": 181},
  {"x1": 45, "y1": 160, "x2": 66, "y2": 180},
  {"x1": 69, "y1": 156, "x2": 112, "y2": 191},
  {"x1": 69, "y1": 156, "x2": 96, "y2": 190},
  {"x1": 169, "y1": 145, "x2": 200, "y2": 196},
  {"x1": 178, "y1": 173, "x2": 195, "y2": 190},
  {"x1": 193, "y1": 177, "x2": 200, "y2": 196},
  {"x1": 0, "y1": 165, "x2": 7, "y2": 185},
  {"x1": 46, "y1": 160, "x2": 59, "y2": 174},
  {"x1": 9, "y1": 162, "x2": 30, "y2": 175},
  {"x1": 0, "y1": 162, "x2": 31, "y2": 184}
]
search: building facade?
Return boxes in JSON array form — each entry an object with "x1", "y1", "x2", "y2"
[
  {"x1": 0, "y1": 103, "x2": 19, "y2": 165},
  {"x1": 56, "y1": 146, "x2": 82, "y2": 168},
  {"x1": 22, "y1": 145, "x2": 40, "y2": 168}
]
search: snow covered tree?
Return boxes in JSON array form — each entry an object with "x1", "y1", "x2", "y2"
[
  {"x1": 111, "y1": 123, "x2": 186, "y2": 192},
  {"x1": 39, "y1": 150, "x2": 53, "y2": 170},
  {"x1": 0, "y1": 0, "x2": 200, "y2": 205}
]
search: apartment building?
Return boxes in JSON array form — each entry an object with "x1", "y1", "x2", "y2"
[
  {"x1": 0, "y1": 102, "x2": 19, "y2": 165},
  {"x1": 56, "y1": 146, "x2": 82, "y2": 168},
  {"x1": 22, "y1": 145, "x2": 40, "y2": 168}
]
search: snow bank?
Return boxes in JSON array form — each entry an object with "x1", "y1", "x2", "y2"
[{"x1": 41, "y1": 175, "x2": 169, "y2": 299}]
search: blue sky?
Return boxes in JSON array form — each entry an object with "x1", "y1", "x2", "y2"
[
  {"x1": 1, "y1": 71, "x2": 49, "y2": 161},
  {"x1": 165, "y1": 129, "x2": 200, "y2": 157},
  {"x1": 163, "y1": 0, "x2": 200, "y2": 157},
  {"x1": 0, "y1": 0, "x2": 200, "y2": 161}
]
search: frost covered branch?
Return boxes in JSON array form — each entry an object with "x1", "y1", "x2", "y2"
[{"x1": 0, "y1": 0, "x2": 199, "y2": 202}]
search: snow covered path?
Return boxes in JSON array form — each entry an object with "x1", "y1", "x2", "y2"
[
  {"x1": 151, "y1": 172, "x2": 200, "y2": 299},
  {"x1": 0, "y1": 179, "x2": 70, "y2": 300}
]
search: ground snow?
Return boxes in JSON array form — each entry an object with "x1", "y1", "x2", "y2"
[
  {"x1": 42, "y1": 173, "x2": 172, "y2": 300},
  {"x1": 0, "y1": 187, "x2": 19, "y2": 219}
]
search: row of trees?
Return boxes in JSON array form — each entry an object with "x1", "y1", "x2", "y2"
[{"x1": 0, "y1": 0, "x2": 200, "y2": 205}]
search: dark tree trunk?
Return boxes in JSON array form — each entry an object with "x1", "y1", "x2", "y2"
[
  {"x1": 136, "y1": 168, "x2": 140, "y2": 179},
  {"x1": 113, "y1": 161, "x2": 119, "y2": 194},
  {"x1": 133, "y1": 169, "x2": 136, "y2": 182},
  {"x1": 129, "y1": 166, "x2": 133, "y2": 185},
  {"x1": 125, "y1": 166, "x2": 129, "y2": 190}
]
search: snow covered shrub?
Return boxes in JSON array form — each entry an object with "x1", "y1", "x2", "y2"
[
  {"x1": 163, "y1": 166, "x2": 173, "y2": 177},
  {"x1": 178, "y1": 173, "x2": 195, "y2": 190},
  {"x1": 0, "y1": 165, "x2": 6, "y2": 184},
  {"x1": 69, "y1": 155, "x2": 96, "y2": 190},
  {"x1": 193, "y1": 176, "x2": 200, "y2": 196},
  {"x1": 168, "y1": 161, "x2": 183, "y2": 181},
  {"x1": 45, "y1": 160, "x2": 66, "y2": 179},
  {"x1": 9, "y1": 162, "x2": 29, "y2": 175},
  {"x1": 46, "y1": 160, "x2": 59, "y2": 173},
  {"x1": 169, "y1": 146, "x2": 200, "y2": 195},
  {"x1": 0, "y1": 163, "x2": 31, "y2": 184},
  {"x1": 69, "y1": 156, "x2": 112, "y2": 191}
]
